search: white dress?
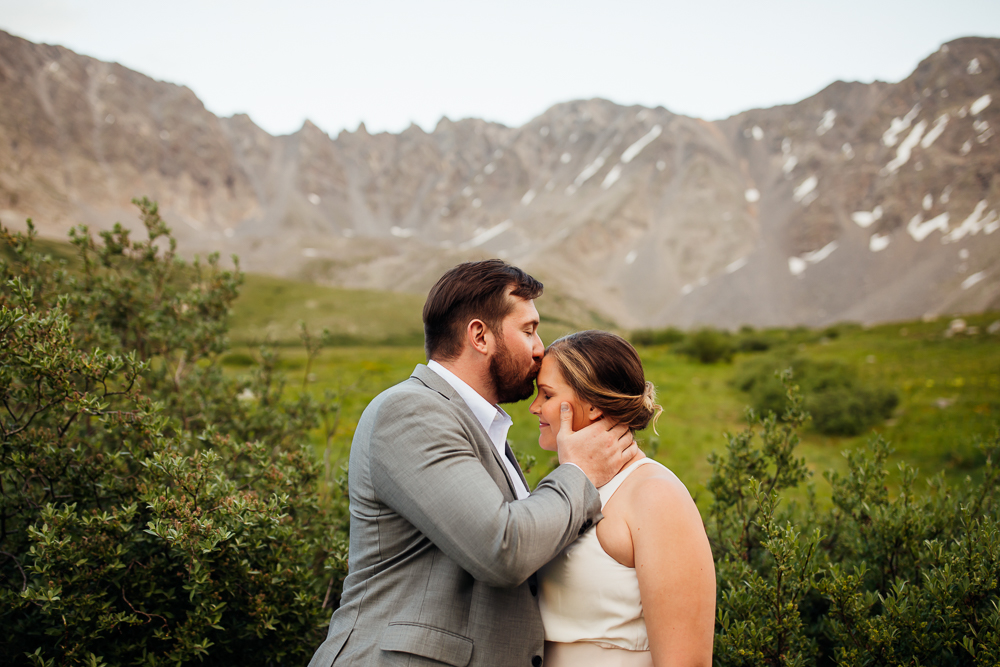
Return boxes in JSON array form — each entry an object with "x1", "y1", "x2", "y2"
[{"x1": 537, "y1": 457, "x2": 664, "y2": 667}]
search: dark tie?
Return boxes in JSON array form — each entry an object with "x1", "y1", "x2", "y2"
[{"x1": 504, "y1": 442, "x2": 530, "y2": 492}]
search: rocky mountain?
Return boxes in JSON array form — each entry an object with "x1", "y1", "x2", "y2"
[{"x1": 1, "y1": 29, "x2": 998, "y2": 328}]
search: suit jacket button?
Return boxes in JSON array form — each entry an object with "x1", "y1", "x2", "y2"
[{"x1": 532, "y1": 656, "x2": 542, "y2": 667}]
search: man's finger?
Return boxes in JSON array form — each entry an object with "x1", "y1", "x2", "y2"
[
  {"x1": 597, "y1": 416, "x2": 622, "y2": 433},
  {"x1": 608, "y1": 422, "x2": 630, "y2": 441},
  {"x1": 615, "y1": 429, "x2": 636, "y2": 454},
  {"x1": 559, "y1": 402, "x2": 574, "y2": 433}
]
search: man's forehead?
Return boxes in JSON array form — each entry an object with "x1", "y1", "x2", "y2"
[{"x1": 506, "y1": 294, "x2": 539, "y2": 321}]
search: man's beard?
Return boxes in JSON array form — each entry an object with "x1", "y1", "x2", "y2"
[{"x1": 490, "y1": 334, "x2": 540, "y2": 405}]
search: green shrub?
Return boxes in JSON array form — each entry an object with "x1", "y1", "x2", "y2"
[
  {"x1": 0, "y1": 203, "x2": 350, "y2": 666},
  {"x1": 806, "y1": 385, "x2": 898, "y2": 436},
  {"x1": 632, "y1": 326, "x2": 686, "y2": 346},
  {"x1": 632, "y1": 326, "x2": 772, "y2": 358},
  {"x1": 735, "y1": 335, "x2": 772, "y2": 353},
  {"x1": 709, "y1": 372, "x2": 1000, "y2": 666},
  {"x1": 677, "y1": 328, "x2": 735, "y2": 364},
  {"x1": 733, "y1": 356, "x2": 898, "y2": 436},
  {"x1": 221, "y1": 351, "x2": 257, "y2": 367},
  {"x1": 729, "y1": 326, "x2": 771, "y2": 353},
  {"x1": 821, "y1": 325, "x2": 841, "y2": 339}
]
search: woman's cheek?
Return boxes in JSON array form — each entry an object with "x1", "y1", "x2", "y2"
[{"x1": 544, "y1": 408, "x2": 560, "y2": 450}]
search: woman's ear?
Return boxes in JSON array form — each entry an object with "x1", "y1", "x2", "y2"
[{"x1": 587, "y1": 405, "x2": 603, "y2": 422}]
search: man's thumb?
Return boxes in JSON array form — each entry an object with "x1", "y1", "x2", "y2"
[{"x1": 560, "y1": 402, "x2": 573, "y2": 430}]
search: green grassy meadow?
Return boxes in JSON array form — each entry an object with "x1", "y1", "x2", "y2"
[
  {"x1": 229, "y1": 273, "x2": 427, "y2": 346},
  {"x1": 224, "y1": 272, "x2": 1000, "y2": 507},
  {"x1": 9, "y1": 231, "x2": 998, "y2": 502}
]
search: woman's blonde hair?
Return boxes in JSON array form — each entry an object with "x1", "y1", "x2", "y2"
[{"x1": 545, "y1": 330, "x2": 662, "y2": 433}]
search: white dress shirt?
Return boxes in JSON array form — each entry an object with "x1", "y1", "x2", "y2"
[{"x1": 427, "y1": 360, "x2": 531, "y2": 499}]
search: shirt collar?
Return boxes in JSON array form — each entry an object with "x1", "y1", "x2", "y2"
[{"x1": 427, "y1": 360, "x2": 510, "y2": 435}]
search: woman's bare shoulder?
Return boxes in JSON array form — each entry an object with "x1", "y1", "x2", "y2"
[
  {"x1": 620, "y1": 461, "x2": 703, "y2": 528},
  {"x1": 624, "y1": 460, "x2": 691, "y2": 500}
]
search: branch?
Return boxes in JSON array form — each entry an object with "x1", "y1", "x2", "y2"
[
  {"x1": 794, "y1": 540, "x2": 818, "y2": 605},
  {"x1": 322, "y1": 576, "x2": 336, "y2": 609},
  {"x1": 774, "y1": 566, "x2": 784, "y2": 657},
  {"x1": 56, "y1": 410, "x2": 81, "y2": 439},
  {"x1": 173, "y1": 353, "x2": 186, "y2": 391},
  {"x1": 0, "y1": 550, "x2": 28, "y2": 591},
  {"x1": 4, "y1": 389, "x2": 70, "y2": 439},
  {"x1": 121, "y1": 582, "x2": 169, "y2": 629},
  {"x1": 2, "y1": 395, "x2": 20, "y2": 423}
]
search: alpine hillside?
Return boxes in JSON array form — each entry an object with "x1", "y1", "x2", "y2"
[{"x1": 1, "y1": 29, "x2": 998, "y2": 328}]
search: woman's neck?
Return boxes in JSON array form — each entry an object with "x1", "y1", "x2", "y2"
[{"x1": 618, "y1": 445, "x2": 646, "y2": 473}]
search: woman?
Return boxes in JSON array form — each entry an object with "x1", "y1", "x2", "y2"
[{"x1": 529, "y1": 330, "x2": 715, "y2": 667}]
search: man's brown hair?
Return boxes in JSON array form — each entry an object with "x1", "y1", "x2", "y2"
[{"x1": 423, "y1": 260, "x2": 543, "y2": 361}]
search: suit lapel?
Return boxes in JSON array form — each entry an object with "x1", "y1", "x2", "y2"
[
  {"x1": 410, "y1": 364, "x2": 523, "y2": 500},
  {"x1": 503, "y1": 442, "x2": 530, "y2": 491}
]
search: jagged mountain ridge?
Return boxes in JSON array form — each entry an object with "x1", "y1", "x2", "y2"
[{"x1": 1, "y1": 29, "x2": 998, "y2": 328}]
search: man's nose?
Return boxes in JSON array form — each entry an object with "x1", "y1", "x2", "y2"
[{"x1": 532, "y1": 333, "x2": 544, "y2": 359}]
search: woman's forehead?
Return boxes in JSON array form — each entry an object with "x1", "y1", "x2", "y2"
[{"x1": 537, "y1": 356, "x2": 564, "y2": 382}]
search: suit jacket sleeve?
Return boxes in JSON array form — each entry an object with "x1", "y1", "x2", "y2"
[{"x1": 368, "y1": 389, "x2": 601, "y2": 588}]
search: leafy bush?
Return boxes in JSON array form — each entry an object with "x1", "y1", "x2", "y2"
[
  {"x1": 709, "y1": 372, "x2": 1000, "y2": 666},
  {"x1": 631, "y1": 325, "x2": 799, "y2": 357},
  {"x1": 735, "y1": 335, "x2": 772, "y2": 353},
  {"x1": 631, "y1": 326, "x2": 686, "y2": 346},
  {"x1": 807, "y1": 385, "x2": 898, "y2": 437},
  {"x1": 733, "y1": 356, "x2": 898, "y2": 436},
  {"x1": 728, "y1": 326, "x2": 771, "y2": 353},
  {"x1": 677, "y1": 328, "x2": 736, "y2": 364},
  {"x1": 0, "y1": 203, "x2": 350, "y2": 666}
]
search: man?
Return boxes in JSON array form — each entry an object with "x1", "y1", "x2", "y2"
[{"x1": 308, "y1": 260, "x2": 637, "y2": 667}]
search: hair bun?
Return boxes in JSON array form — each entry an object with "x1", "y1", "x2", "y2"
[
  {"x1": 641, "y1": 381, "x2": 663, "y2": 435},
  {"x1": 642, "y1": 381, "x2": 657, "y2": 413}
]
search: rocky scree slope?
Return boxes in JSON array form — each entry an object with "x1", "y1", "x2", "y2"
[{"x1": 1, "y1": 30, "x2": 998, "y2": 328}]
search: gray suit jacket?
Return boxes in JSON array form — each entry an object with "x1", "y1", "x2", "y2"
[{"x1": 308, "y1": 364, "x2": 602, "y2": 667}]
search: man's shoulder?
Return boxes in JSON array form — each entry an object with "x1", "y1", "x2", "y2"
[
  {"x1": 378, "y1": 366, "x2": 447, "y2": 399},
  {"x1": 364, "y1": 366, "x2": 453, "y2": 417},
  {"x1": 355, "y1": 367, "x2": 476, "y2": 453}
]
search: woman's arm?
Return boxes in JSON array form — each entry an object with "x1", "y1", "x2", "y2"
[{"x1": 629, "y1": 475, "x2": 716, "y2": 667}]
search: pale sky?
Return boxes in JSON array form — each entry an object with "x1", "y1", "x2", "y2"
[{"x1": 3, "y1": 0, "x2": 999, "y2": 138}]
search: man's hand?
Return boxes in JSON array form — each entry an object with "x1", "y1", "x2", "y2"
[{"x1": 556, "y1": 402, "x2": 638, "y2": 487}]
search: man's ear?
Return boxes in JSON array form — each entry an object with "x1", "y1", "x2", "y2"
[{"x1": 467, "y1": 319, "x2": 490, "y2": 355}]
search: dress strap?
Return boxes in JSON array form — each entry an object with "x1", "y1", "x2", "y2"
[{"x1": 598, "y1": 457, "x2": 658, "y2": 507}]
